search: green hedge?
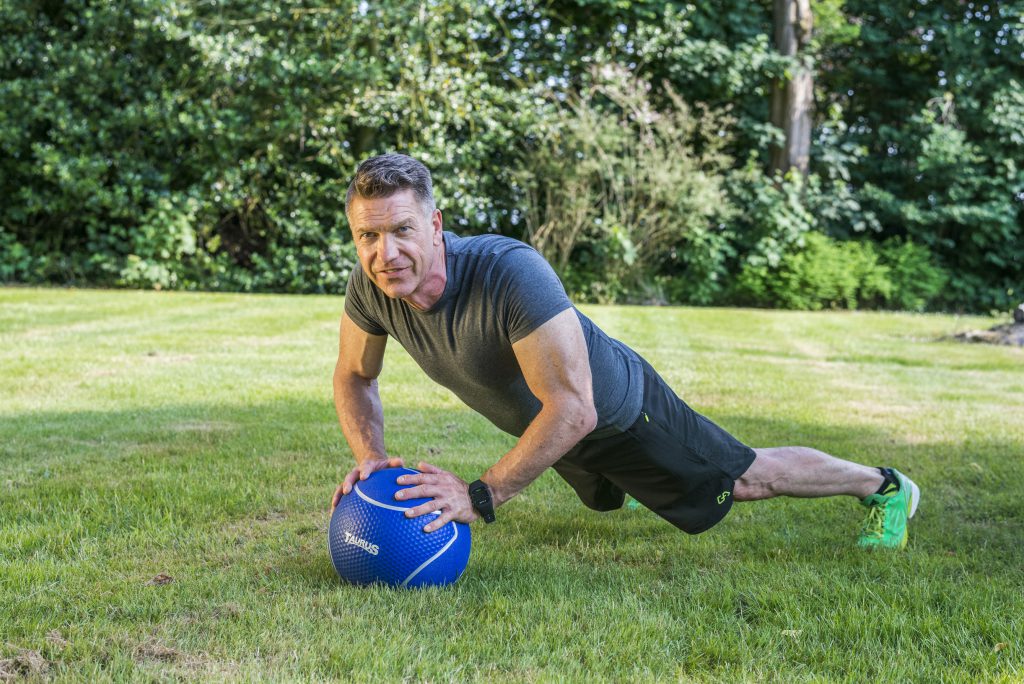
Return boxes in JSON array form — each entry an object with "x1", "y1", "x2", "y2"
[{"x1": 1, "y1": 0, "x2": 1017, "y2": 312}]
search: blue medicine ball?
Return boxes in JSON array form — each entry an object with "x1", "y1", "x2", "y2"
[{"x1": 328, "y1": 467, "x2": 472, "y2": 588}]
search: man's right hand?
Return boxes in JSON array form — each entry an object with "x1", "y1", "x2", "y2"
[{"x1": 331, "y1": 456, "x2": 405, "y2": 511}]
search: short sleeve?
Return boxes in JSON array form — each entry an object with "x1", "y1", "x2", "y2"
[
  {"x1": 343, "y1": 269, "x2": 388, "y2": 336},
  {"x1": 490, "y1": 245, "x2": 573, "y2": 343}
]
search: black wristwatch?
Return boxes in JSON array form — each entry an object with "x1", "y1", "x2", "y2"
[{"x1": 468, "y1": 479, "x2": 496, "y2": 523}]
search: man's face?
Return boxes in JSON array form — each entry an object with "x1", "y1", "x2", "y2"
[{"x1": 347, "y1": 189, "x2": 443, "y2": 303}]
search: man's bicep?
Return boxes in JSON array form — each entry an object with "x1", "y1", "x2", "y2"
[
  {"x1": 512, "y1": 308, "x2": 593, "y2": 405},
  {"x1": 337, "y1": 312, "x2": 388, "y2": 380}
]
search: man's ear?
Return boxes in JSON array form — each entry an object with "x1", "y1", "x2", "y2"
[{"x1": 432, "y1": 209, "x2": 443, "y2": 244}]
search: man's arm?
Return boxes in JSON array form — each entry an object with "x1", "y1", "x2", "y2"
[
  {"x1": 480, "y1": 307, "x2": 597, "y2": 505},
  {"x1": 396, "y1": 307, "x2": 597, "y2": 530},
  {"x1": 331, "y1": 312, "x2": 403, "y2": 508}
]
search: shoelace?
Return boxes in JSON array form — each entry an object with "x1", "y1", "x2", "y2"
[{"x1": 861, "y1": 504, "x2": 886, "y2": 539}]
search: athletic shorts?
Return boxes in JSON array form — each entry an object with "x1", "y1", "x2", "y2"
[{"x1": 552, "y1": 358, "x2": 756, "y2": 534}]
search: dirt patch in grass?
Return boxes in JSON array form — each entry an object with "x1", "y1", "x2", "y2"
[
  {"x1": 146, "y1": 573, "x2": 175, "y2": 586},
  {"x1": 134, "y1": 639, "x2": 206, "y2": 669},
  {"x1": 952, "y1": 321, "x2": 1024, "y2": 347},
  {"x1": 179, "y1": 603, "x2": 244, "y2": 627},
  {"x1": 0, "y1": 648, "x2": 49, "y2": 681},
  {"x1": 135, "y1": 640, "x2": 184, "y2": 663},
  {"x1": 45, "y1": 631, "x2": 69, "y2": 649},
  {"x1": 133, "y1": 639, "x2": 239, "y2": 678}
]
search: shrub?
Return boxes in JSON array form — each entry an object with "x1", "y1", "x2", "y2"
[
  {"x1": 875, "y1": 238, "x2": 948, "y2": 311},
  {"x1": 733, "y1": 231, "x2": 892, "y2": 310},
  {"x1": 729, "y1": 163, "x2": 820, "y2": 261},
  {"x1": 0, "y1": 1, "x2": 545, "y2": 294},
  {"x1": 724, "y1": 167, "x2": 949, "y2": 312},
  {"x1": 0, "y1": 227, "x2": 35, "y2": 283},
  {"x1": 516, "y1": 65, "x2": 737, "y2": 304}
]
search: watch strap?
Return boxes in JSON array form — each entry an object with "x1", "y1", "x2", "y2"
[{"x1": 468, "y1": 479, "x2": 496, "y2": 523}]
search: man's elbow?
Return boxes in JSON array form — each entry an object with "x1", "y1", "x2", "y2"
[
  {"x1": 332, "y1": 366, "x2": 350, "y2": 398},
  {"x1": 334, "y1": 365, "x2": 374, "y2": 399},
  {"x1": 573, "y1": 398, "x2": 598, "y2": 437}
]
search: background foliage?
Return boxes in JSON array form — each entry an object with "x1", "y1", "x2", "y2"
[{"x1": 1, "y1": 0, "x2": 1021, "y2": 311}]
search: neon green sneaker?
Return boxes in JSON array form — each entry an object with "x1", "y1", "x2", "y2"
[{"x1": 857, "y1": 468, "x2": 921, "y2": 549}]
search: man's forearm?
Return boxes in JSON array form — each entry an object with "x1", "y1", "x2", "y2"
[
  {"x1": 481, "y1": 399, "x2": 597, "y2": 507},
  {"x1": 333, "y1": 372, "x2": 387, "y2": 464}
]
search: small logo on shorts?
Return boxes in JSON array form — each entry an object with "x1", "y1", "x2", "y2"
[{"x1": 717, "y1": 491, "x2": 731, "y2": 505}]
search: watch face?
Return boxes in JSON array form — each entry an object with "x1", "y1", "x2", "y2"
[{"x1": 470, "y1": 481, "x2": 494, "y2": 522}]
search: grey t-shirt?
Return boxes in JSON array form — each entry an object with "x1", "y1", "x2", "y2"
[{"x1": 344, "y1": 232, "x2": 643, "y2": 438}]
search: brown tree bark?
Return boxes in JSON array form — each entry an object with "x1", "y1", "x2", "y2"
[{"x1": 770, "y1": 0, "x2": 814, "y2": 176}]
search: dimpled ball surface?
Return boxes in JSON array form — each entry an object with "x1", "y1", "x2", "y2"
[{"x1": 328, "y1": 467, "x2": 471, "y2": 588}]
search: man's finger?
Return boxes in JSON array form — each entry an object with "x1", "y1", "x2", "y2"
[
  {"x1": 423, "y1": 511, "x2": 453, "y2": 533},
  {"x1": 404, "y1": 502, "x2": 441, "y2": 518},
  {"x1": 417, "y1": 461, "x2": 443, "y2": 474},
  {"x1": 341, "y1": 468, "x2": 360, "y2": 494},
  {"x1": 396, "y1": 472, "x2": 441, "y2": 486},
  {"x1": 394, "y1": 484, "x2": 437, "y2": 501}
]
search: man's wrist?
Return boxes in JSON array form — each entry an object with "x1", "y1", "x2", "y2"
[{"x1": 468, "y1": 479, "x2": 496, "y2": 523}]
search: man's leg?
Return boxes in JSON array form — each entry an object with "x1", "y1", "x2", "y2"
[
  {"x1": 733, "y1": 447, "x2": 884, "y2": 501},
  {"x1": 734, "y1": 447, "x2": 920, "y2": 549}
]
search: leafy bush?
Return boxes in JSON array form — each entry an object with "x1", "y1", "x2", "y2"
[
  {"x1": 726, "y1": 164, "x2": 817, "y2": 275},
  {"x1": 0, "y1": 0, "x2": 548, "y2": 294},
  {"x1": 806, "y1": 107, "x2": 883, "y2": 240},
  {"x1": 0, "y1": 1, "x2": 1015, "y2": 312},
  {"x1": 817, "y1": 1, "x2": 1024, "y2": 312},
  {"x1": 0, "y1": 227, "x2": 35, "y2": 283},
  {"x1": 724, "y1": 162, "x2": 951, "y2": 312},
  {"x1": 733, "y1": 232, "x2": 892, "y2": 310},
  {"x1": 517, "y1": 65, "x2": 736, "y2": 304},
  {"x1": 856, "y1": 108, "x2": 1022, "y2": 312},
  {"x1": 875, "y1": 238, "x2": 948, "y2": 312}
]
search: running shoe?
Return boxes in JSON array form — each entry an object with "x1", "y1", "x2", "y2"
[{"x1": 857, "y1": 468, "x2": 921, "y2": 549}]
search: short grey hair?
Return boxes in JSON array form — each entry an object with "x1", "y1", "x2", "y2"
[{"x1": 345, "y1": 153, "x2": 435, "y2": 216}]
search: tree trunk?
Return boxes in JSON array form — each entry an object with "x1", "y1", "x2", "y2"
[{"x1": 770, "y1": 0, "x2": 814, "y2": 176}]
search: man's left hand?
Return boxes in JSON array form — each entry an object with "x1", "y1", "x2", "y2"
[{"x1": 395, "y1": 461, "x2": 479, "y2": 533}]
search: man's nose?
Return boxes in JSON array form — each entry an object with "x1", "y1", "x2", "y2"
[{"x1": 377, "y1": 233, "x2": 398, "y2": 262}]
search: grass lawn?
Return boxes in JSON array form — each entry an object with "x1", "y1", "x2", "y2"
[{"x1": 1, "y1": 287, "x2": 1022, "y2": 682}]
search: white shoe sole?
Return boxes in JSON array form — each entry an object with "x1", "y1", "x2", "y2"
[{"x1": 902, "y1": 475, "x2": 921, "y2": 519}]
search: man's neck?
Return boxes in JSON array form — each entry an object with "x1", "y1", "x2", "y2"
[{"x1": 403, "y1": 237, "x2": 447, "y2": 311}]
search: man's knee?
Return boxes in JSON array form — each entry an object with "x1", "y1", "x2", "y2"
[{"x1": 733, "y1": 449, "x2": 783, "y2": 501}]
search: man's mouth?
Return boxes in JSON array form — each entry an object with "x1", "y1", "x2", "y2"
[{"x1": 376, "y1": 266, "x2": 408, "y2": 276}]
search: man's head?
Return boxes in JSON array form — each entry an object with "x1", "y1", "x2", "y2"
[
  {"x1": 345, "y1": 154, "x2": 446, "y2": 309},
  {"x1": 345, "y1": 153, "x2": 436, "y2": 220}
]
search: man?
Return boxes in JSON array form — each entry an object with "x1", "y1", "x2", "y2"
[{"x1": 331, "y1": 153, "x2": 920, "y2": 548}]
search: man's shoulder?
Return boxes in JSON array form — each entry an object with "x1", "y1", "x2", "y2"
[
  {"x1": 446, "y1": 232, "x2": 537, "y2": 260},
  {"x1": 346, "y1": 260, "x2": 392, "y2": 312},
  {"x1": 347, "y1": 260, "x2": 375, "y2": 295},
  {"x1": 445, "y1": 233, "x2": 551, "y2": 285}
]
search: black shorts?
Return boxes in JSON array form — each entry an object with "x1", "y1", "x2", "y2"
[{"x1": 553, "y1": 359, "x2": 756, "y2": 534}]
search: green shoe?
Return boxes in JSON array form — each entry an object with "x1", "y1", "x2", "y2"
[{"x1": 857, "y1": 468, "x2": 921, "y2": 549}]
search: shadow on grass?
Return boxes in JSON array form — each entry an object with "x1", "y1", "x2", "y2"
[{"x1": 2, "y1": 400, "x2": 1022, "y2": 585}]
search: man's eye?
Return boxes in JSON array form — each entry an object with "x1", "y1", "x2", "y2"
[{"x1": 397, "y1": 225, "x2": 411, "y2": 233}]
